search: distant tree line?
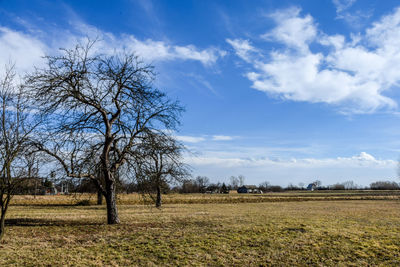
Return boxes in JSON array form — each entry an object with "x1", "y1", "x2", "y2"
[
  {"x1": 14, "y1": 174, "x2": 400, "y2": 196},
  {"x1": 369, "y1": 181, "x2": 399, "y2": 190}
]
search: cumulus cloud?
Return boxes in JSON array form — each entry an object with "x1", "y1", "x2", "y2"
[
  {"x1": 261, "y1": 7, "x2": 317, "y2": 53},
  {"x1": 228, "y1": 6, "x2": 400, "y2": 113}
]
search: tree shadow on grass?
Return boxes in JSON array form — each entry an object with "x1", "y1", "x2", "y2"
[
  {"x1": 12, "y1": 203, "x2": 92, "y2": 207},
  {"x1": 5, "y1": 218, "x2": 104, "y2": 227}
]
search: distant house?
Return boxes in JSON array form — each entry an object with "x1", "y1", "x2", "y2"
[
  {"x1": 307, "y1": 183, "x2": 317, "y2": 191},
  {"x1": 246, "y1": 185, "x2": 258, "y2": 193},
  {"x1": 41, "y1": 186, "x2": 58, "y2": 195},
  {"x1": 237, "y1": 186, "x2": 248, "y2": 193},
  {"x1": 237, "y1": 185, "x2": 262, "y2": 194},
  {"x1": 252, "y1": 188, "x2": 263, "y2": 194}
]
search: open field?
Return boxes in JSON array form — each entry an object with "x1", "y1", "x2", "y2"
[
  {"x1": 1, "y1": 193, "x2": 400, "y2": 266},
  {"x1": 10, "y1": 190, "x2": 400, "y2": 206}
]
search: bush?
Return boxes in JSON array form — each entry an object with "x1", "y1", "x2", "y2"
[
  {"x1": 269, "y1": 186, "x2": 284, "y2": 192},
  {"x1": 330, "y1": 184, "x2": 345, "y2": 190},
  {"x1": 370, "y1": 181, "x2": 399, "y2": 190}
]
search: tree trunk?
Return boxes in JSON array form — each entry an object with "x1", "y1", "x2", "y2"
[
  {"x1": 97, "y1": 190, "x2": 103, "y2": 205},
  {"x1": 0, "y1": 211, "x2": 6, "y2": 241},
  {"x1": 156, "y1": 185, "x2": 162, "y2": 208},
  {"x1": 105, "y1": 180, "x2": 120, "y2": 224}
]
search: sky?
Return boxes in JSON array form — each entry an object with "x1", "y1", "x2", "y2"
[{"x1": 1, "y1": 0, "x2": 400, "y2": 186}]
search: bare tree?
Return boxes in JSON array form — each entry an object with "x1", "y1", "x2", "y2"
[
  {"x1": 132, "y1": 133, "x2": 189, "y2": 207},
  {"x1": 238, "y1": 175, "x2": 245, "y2": 187},
  {"x1": 313, "y1": 180, "x2": 322, "y2": 188},
  {"x1": 229, "y1": 176, "x2": 239, "y2": 189},
  {"x1": 342, "y1": 180, "x2": 357, "y2": 190},
  {"x1": 0, "y1": 66, "x2": 39, "y2": 240},
  {"x1": 259, "y1": 181, "x2": 270, "y2": 191},
  {"x1": 195, "y1": 176, "x2": 209, "y2": 193},
  {"x1": 27, "y1": 41, "x2": 183, "y2": 224}
]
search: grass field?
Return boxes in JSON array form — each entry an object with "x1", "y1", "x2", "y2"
[{"x1": 1, "y1": 192, "x2": 400, "y2": 266}]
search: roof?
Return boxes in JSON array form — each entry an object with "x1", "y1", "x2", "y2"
[
  {"x1": 307, "y1": 183, "x2": 316, "y2": 189},
  {"x1": 244, "y1": 185, "x2": 257, "y2": 189}
]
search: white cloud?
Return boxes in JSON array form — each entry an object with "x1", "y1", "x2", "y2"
[
  {"x1": 212, "y1": 135, "x2": 234, "y2": 141},
  {"x1": 332, "y1": 0, "x2": 356, "y2": 14},
  {"x1": 261, "y1": 7, "x2": 317, "y2": 53},
  {"x1": 176, "y1": 135, "x2": 206, "y2": 143},
  {"x1": 70, "y1": 22, "x2": 226, "y2": 66},
  {"x1": 185, "y1": 151, "x2": 397, "y2": 186},
  {"x1": 187, "y1": 151, "x2": 394, "y2": 168},
  {"x1": 0, "y1": 20, "x2": 225, "y2": 75},
  {"x1": 228, "y1": 6, "x2": 400, "y2": 113},
  {"x1": 117, "y1": 35, "x2": 225, "y2": 65},
  {"x1": 332, "y1": 0, "x2": 366, "y2": 27},
  {"x1": 226, "y1": 38, "x2": 257, "y2": 62},
  {"x1": 175, "y1": 134, "x2": 236, "y2": 143},
  {"x1": 0, "y1": 27, "x2": 47, "y2": 75},
  {"x1": 185, "y1": 73, "x2": 219, "y2": 95}
]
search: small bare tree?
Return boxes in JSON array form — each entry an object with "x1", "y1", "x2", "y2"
[
  {"x1": 195, "y1": 176, "x2": 209, "y2": 193},
  {"x1": 229, "y1": 176, "x2": 239, "y2": 189},
  {"x1": 313, "y1": 180, "x2": 322, "y2": 188},
  {"x1": 0, "y1": 66, "x2": 39, "y2": 240},
  {"x1": 27, "y1": 41, "x2": 183, "y2": 224},
  {"x1": 132, "y1": 133, "x2": 189, "y2": 207},
  {"x1": 238, "y1": 175, "x2": 245, "y2": 187}
]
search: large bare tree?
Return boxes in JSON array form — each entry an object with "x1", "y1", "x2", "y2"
[
  {"x1": 0, "y1": 66, "x2": 39, "y2": 240},
  {"x1": 28, "y1": 41, "x2": 183, "y2": 224}
]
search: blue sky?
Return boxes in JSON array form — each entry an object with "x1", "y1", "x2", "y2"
[{"x1": 1, "y1": 0, "x2": 400, "y2": 186}]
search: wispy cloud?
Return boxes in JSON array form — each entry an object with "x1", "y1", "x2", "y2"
[
  {"x1": 332, "y1": 0, "x2": 371, "y2": 28},
  {"x1": 0, "y1": 18, "x2": 226, "y2": 75},
  {"x1": 176, "y1": 135, "x2": 206, "y2": 143},
  {"x1": 0, "y1": 27, "x2": 48, "y2": 75},
  {"x1": 228, "y1": 6, "x2": 400, "y2": 114},
  {"x1": 187, "y1": 151, "x2": 394, "y2": 168},
  {"x1": 226, "y1": 38, "x2": 258, "y2": 63},
  {"x1": 212, "y1": 135, "x2": 235, "y2": 141},
  {"x1": 66, "y1": 21, "x2": 227, "y2": 66},
  {"x1": 332, "y1": 0, "x2": 356, "y2": 14},
  {"x1": 185, "y1": 151, "x2": 397, "y2": 185},
  {"x1": 175, "y1": 134, "x2": 236, "y2": 143},
  {"x1": 184, "y1": 73, "x2": 220, "y2": 96}
]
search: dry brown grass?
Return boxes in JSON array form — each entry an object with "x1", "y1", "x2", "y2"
[
  {"x1": 11, "y1": 190, "x2": 400, "y2": 206},
  {"x1": 1, "y1": 194, "x2": 400, "y2": 266}
]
